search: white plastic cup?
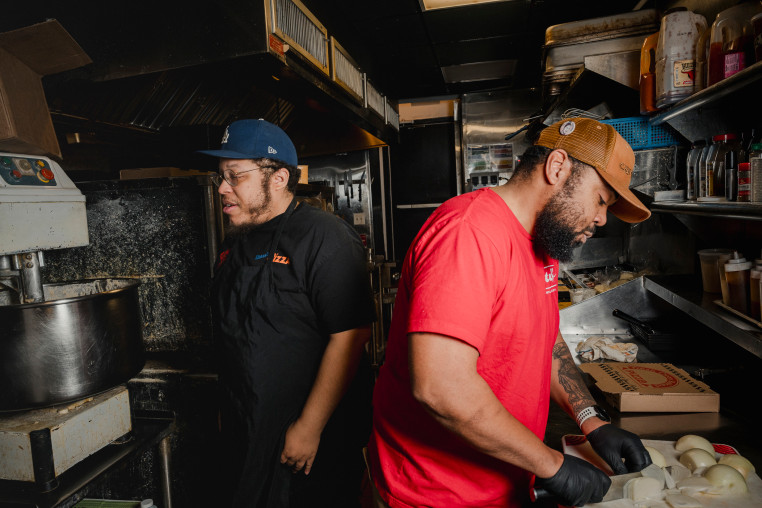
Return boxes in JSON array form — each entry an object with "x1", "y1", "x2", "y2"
[{"x1": 570, "y1": 288, "x2": 596, "y2": 304}]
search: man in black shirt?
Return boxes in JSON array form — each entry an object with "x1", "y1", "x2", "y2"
[{"x1": 199, "y1": 119, "x2": 375, "y2": 508}]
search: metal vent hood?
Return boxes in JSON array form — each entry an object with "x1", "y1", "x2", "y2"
[{"x1": 1, "y1": 0, "x2": 396, "y2": 168}]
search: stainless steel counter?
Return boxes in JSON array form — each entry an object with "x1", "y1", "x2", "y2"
[{"x1": 549, "y1": 275, "x2": 762, "y2": 481}]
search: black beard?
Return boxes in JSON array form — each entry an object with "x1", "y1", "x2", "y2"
[
  {"x1": 224, "y1": 220, "x2": 259, "y2": 239},
  {"x1": 533, "y1": 188, "x2": 591, "y2": 263},
  {"x1": 223, "y1": 175, "x2": 273, "y2": 238}
]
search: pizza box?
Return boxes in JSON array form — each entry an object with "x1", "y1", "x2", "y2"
[{"x1": 580, "y1": 363, "x2": 720, "y2": 412}]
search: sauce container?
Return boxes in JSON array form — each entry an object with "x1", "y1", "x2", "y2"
[
  {"x1": 655, "y1": 8, "x2": 707, "y2": 108},
  {"x1": 707, "y1": 1, "x2": 762, "y2": 86},
  {"x1": 724, "y1": 252, "x2": 752, "y2": 314},
  {"x1": 698, "y1": 248, "x2": 733, "y2": 293},
  {"x1": 750, "y1": 268, "x2": 761, "y2": 320}
]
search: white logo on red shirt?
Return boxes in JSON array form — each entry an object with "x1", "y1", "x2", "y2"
[{"x1": 544, "y1": 265, "x2": 557, "y2": 294}]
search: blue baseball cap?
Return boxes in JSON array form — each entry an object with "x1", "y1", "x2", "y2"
[{"x1": 197, "y1": 119, "x2": 298, "y2": 166}]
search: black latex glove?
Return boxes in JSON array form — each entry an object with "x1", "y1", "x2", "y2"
[
  {"x1": 535, "y1": 454, "x2": 611, "y2": 507},
  {"x1": 587, "y1": 423, "x2": 652, "y2": 475}
]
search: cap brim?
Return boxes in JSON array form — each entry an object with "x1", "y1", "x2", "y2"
[
  {"x1": 196, "y1": 149, "x2": 254, "y2": 159},
  {"x1": 598, "y1": 173, "x2": 651, "y2": 223}
]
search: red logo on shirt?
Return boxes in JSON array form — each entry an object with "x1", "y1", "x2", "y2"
[{"x1": 217, "y1": 249, "x2": 230, "y2": 268}]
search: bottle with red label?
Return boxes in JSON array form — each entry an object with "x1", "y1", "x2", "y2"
[
  {"x1": 707, "y1": 1, "x2": 762, "y2": 86},
  {"x1": 655, "y1": 8, "x2": 706, "y2": 108}
]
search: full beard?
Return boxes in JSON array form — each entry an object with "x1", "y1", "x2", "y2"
[
  {"x1": 533, "y1": 188, "x2": 594, "y2": 263},
  {"x1": 223, "y1": 185, "x2": 273, "y2": 239}
]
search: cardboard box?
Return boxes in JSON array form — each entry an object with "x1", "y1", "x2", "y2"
[
  {"x1": 580, "y1": 363, "x2": 720, "y2": 413},
  {"x1": 298, "y1": 165, "x2": 309, "y2": 184},
  {"x1": 398, "y1": 99, "x2": 456, "y2": 122},
  {"x1": 0, "y1": 20, "x2": 91, "y2": 158}
]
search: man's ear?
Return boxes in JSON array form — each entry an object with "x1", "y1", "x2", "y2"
[
  {"x1": 543, "y1": 149, "x2": 572, "y2": 186},
  {"x1": 270, "y1": 167, "x2": 290, "y2": 191}
]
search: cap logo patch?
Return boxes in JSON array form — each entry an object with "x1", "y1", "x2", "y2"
[
  {"x1": 268, "y1": 146, "x2": 278, "y2": 155},
  {"x1": 221, "y1": 127, "x2": 230, "y2": 144},
  {"x1": 559, "y1": 121, "x2": 576, "y2": 135},
  {"x1": 619, "y1": 162, "x2": 632, "y2": 175}
]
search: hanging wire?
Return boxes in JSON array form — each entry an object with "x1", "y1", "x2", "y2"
[{"x1": 561, "y1": 108, "x2": 605, "y2": 120}]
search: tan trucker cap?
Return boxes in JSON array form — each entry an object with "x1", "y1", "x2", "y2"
[{"x1": 535, "y1": 118, "x2": 651, "y2": 223}]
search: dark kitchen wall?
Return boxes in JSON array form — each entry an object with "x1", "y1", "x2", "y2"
[
  {"x1": 390, "y1": 120, "x2": 460, "y2": 261},
  {"x1": 38, "y1": 176, "x2": 222, "y2": 506}
]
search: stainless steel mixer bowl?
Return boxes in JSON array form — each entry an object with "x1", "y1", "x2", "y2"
[{"x1": 0, "y1": 278, "x2": 145, "y2": 411}]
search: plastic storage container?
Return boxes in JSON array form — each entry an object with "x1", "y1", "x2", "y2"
[
  {"x1": 724, "y1": 252, "x2": 752, "y2": 314},
  {"x1": 702, "y1": 137, "x2": 720, "y2": 197},
  {"x1": 640, "y1": 31, "x2": 660, "y2": 114},
  {"x1": 696, "y1": 140, "x2": 712, "y2": 198},
  {"x1": 655, "y1": 8, "x2": 707, "y2": 108},
  {"x1": 686, "y1": 140, "x2": 705, "y2": 200},
  {"x1": 706, "y1": 133, "x2": 740, "y2": 197},
  {"x1": 707, "y1": 1, "x2": 762, "y2": 86},
  {"x1": 698, "y1": 248, "x2": 733, "y2": 293},
  {"x1": 751, "y1": 268, "x2": 761, "y2": 320},
  {"x1": 725, "y1": 149, "x2": 739, "y2": 201},
  {"x1": 694, "y1": 25, "x2": 712, "y2": 91}
]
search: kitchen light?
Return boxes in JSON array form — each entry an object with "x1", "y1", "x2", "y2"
[{"x1": 420, "y1": 0, "x2": 510, "y2": 11}]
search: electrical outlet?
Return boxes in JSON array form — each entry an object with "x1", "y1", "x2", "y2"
[{"x1": 353, "y1": 213, "x2": 365, "y2": 225}]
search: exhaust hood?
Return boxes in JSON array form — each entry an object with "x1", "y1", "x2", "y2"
[{"x1": 5, "y1": 0, "x2": 398, "y2": 166}]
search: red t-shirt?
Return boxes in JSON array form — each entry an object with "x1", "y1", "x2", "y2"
[{"x1": 369, "y1": 188, "x2": 560, "y2": 507}]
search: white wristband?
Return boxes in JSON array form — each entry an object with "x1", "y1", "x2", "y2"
[{"x1": 576, "y1": 406, "x2": 597, "y2": 427}]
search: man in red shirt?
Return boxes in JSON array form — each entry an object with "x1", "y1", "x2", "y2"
[{"x1": 368, "y1": 118, "x2": 653, "y2": 507}]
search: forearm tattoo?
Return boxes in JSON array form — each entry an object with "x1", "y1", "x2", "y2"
[{"x1": 553, "y1": 342, "x2": 595, "y2": 415}]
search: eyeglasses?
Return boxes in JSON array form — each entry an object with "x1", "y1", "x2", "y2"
[{"x1": 210, "y1": 168, "x2": 258, "y2": 188}]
